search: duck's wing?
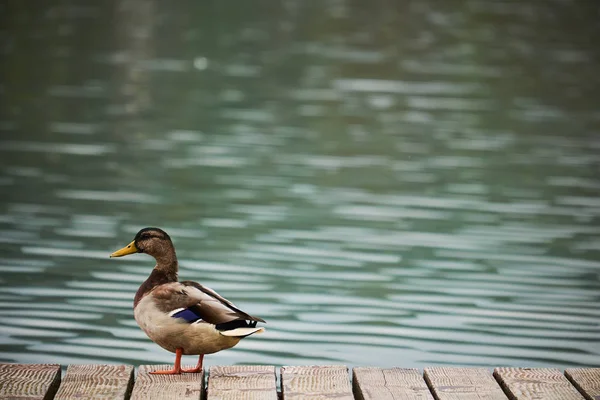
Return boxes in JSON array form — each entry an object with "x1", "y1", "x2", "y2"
[{"x1": 151, "y1": 281, "x2": 265, "y2": 326}]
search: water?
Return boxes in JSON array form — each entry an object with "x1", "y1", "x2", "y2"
[{"x1": 0, "y1": 0, "x2": 599, "y2": 369}]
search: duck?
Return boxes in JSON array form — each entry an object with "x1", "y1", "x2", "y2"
[{"x1": 110, "y1": 227, "x2": 265, "y2": 374}]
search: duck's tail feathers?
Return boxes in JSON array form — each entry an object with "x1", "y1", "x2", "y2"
[{"x1": 219, "y1": 326, "x2": 265, "y2": 338}]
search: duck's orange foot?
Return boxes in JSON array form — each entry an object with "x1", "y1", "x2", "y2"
[
  {"x1": 149, "y1": 367, "x2": 182, "y2": 375},
  {"x1": 149, "y1": 348, "x2": 185, "y2": 374},
  {"x1": 181, "y1": 366, "x2": 202, "y2": 373},
  {"x1": 181, "y1": 354, "x2": 204, "y2": 374}
]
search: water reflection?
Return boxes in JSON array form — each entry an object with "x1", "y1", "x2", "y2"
[{"x1": 0, "y1": 0, "x2": 599, "y2": 369}]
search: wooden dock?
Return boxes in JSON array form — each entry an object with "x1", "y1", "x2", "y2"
[{"x1": 0, "y1": 364, "x2": 598, "y2": 399}]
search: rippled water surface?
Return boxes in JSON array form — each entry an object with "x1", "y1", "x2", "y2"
[{"x1": 1, "y1": 1, "x2": 599, "y2": 369}]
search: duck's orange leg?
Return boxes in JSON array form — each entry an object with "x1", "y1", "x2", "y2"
[
  {"x1": 150, "y1": 348, "x2": 183, "y2": 375},
  {"x1": 182, "y1": 354, "x2": 204, "y2": 373}
]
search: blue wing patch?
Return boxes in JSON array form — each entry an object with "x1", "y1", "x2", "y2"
[{"x1": 171, "y1": 308, "x2": 203, "y2": 323}]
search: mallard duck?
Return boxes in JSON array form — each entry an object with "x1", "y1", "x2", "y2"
[{"x1": 110, "y1": 227, "x2": 265, "y2": 374}]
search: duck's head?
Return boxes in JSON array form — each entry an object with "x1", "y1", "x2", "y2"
[{"x1": 110, "y1": 227, "x2": 174, "y2": 259}]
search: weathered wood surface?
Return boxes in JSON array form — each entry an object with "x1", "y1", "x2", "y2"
[
  {"x1": 206, "y1": 365, "x2": 277, "y2": 400},
  {"x1": 281, "y1": 365, "x2": 354, "y2": 400},
  {"x1": 494, "y1": 367, "x2": 585, "y2": 400},
  {"x1": 2, "y1": 363, "x2": 600, "y2": 399},
  {"x1": 54, "y1": 364, "x2": 133, "y2": 400},
  {"x1": 353, "y1": 367, "x2": 434, "y2": 400},
  {"x1": 0, "y1": 363, "x2": 61, "y2": 400},
  {"x1": 424, "y1": 367, "x2": 507, "y2": 400},
  {"x1": 565, "y1": 368, "x2": 600, "y2": 400},
  {"x1": 130, "y1": 364, "x2": 204, "y2": 400}
]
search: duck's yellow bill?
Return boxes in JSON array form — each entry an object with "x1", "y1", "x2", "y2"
[{"x1": 110, "y1": 241, "x2": 138, "y2": 257}]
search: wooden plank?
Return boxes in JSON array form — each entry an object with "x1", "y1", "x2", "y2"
[
  {"x1": 281, "y1": 365, "x2": 353, "y2": 400},
  {"x1": 353, "y1": 367, "x2": 434, "y2": 400},
  {"x1": 206, "y1": 365, "x2": 277, "y2": 400},
  {"x1": 0, "y1": 363, "x2": 61, "y2": 400},
  {"x1": 130, "y1": 364, "x2": 204, "y2": 400},
  {"x1": 54, "y1": 364, "x2": 133, "y2": 400},
  {"x1": 424, "y1": 367, "x2": 507, "y2": 400},
  {"x1": 565, "y1": 368, "x2": 600, "y2": 400},
  {"x1": 494, "y1": 367, "x2": 585, "y2": 400}
]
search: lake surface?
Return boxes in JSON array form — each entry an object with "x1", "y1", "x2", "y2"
[{"x1": 0, "y1": 0, "x2": 599, "y2": 369}]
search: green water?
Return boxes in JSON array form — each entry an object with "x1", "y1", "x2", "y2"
[{"x1": 0, "y1": 1, "x2": 599, "y2": 369}]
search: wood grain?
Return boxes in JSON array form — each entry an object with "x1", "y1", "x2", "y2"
[
  {"x1": 281, "y1": 365, "x2": 353, "y2": 400},
  {"x1": 130, "y1": 364, "x2": 204, "y2": 400},
  {"x1": 424, "y1": 367, "x2": 507, "y2": 400},
  {"x1": 353, "y1": 367, "x2": 434, "y2": 400},
  {"x1": 494, "y1": 367, "x2": 585, "y2": 400},
  {"x1": 565, "y1": 368, "x2": 600, "y2": 400},
  {"x1": 0, "y1": 363, "x2": 61, "y2": 400},
  {"x1": 54, "y1": 364, "x2": 133, "y2": 400},
  {"x1": 206, "y1": 365, "x2": 277, "y2": 400}
]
